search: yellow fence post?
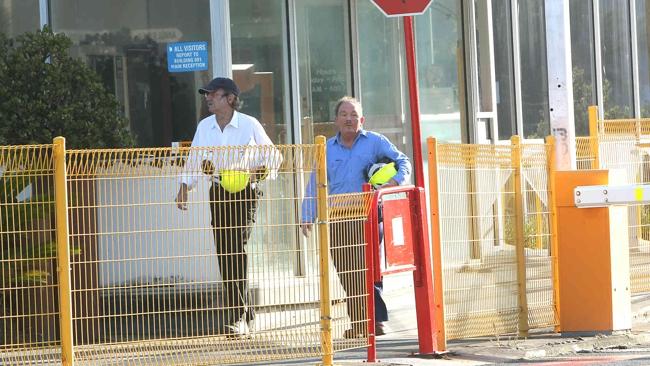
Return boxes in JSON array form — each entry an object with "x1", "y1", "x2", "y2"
[
  {"x1": 53, "y1": 137, "x2": 74, "y2": 366},
  {"x1": 535, "y1": 196, "x2": 543, "y2": 249},
  {"x1": 545, "y1": 135, "x2": 561, "y2": 332},
  {"x1": 467, "y1": 147, "x2": 481, "y2": 260},
  {"x1": 427, "y1": 137, "x2": 447, "y2": 351},
  {"x1": 511, "y1": 135, "x2": 529, "y2": 337},
  {"x1": 588, "y1": 105, "x2": 600, "y2": 169},
  {"x1": 316, "y1": 136, "x2": 333, "y2": 366}
]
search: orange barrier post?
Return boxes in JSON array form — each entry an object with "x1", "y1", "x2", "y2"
[
  {"x1": 427, "y1": 137, "x2": 447, "y2": 351},
  {"x1": 365, "y1": 185, "x2": 439, "y2": 361},
  {"x1": 555, "y1": 170, "x2": 631, "y2": 333}
]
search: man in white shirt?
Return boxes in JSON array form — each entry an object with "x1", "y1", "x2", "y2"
[{"x1": 175, "y1": 77, "x2": 279, "y2": 338}]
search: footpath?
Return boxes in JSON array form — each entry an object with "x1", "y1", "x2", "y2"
[{"x1": 266, "y1": 274, "x2": 650, "y2": 366}]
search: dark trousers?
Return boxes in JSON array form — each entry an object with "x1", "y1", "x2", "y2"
[
  {"x1": 209, "y1": 183, "x2": 260, "y2": 326},
  {"x1": 330, "y1": 221, "x2": 367, "y2": 332},
  {"x1": 375, "y1": 220, "x2": 388, "y2": 322},
  {"x1": 374, "y1": 282, "x2": 388, "y2": 322}
]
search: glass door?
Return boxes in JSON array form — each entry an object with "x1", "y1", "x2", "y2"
[
  {"x1": 295, "y1": 0, "x2": 353, "y2": 143},
  {"x1": 415, "y1": 0, "x2": 464, "y2": 143}
]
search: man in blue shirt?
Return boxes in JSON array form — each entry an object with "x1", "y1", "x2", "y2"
[{"x1": 301, "y1": 96, "x2": 411, "y2": 338}]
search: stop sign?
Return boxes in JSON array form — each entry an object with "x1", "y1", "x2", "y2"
[{"x1": 371, "y1": 0, "x2": 433, "y2": 17}]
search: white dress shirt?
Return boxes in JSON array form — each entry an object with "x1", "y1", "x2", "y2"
[{"x1": 180, "y1": 111, "x2": 281, "y2": 190}]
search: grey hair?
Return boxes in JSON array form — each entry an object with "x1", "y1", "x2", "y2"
[
  {"x1": 224, "y1": 92, "x2": 243, "y2": 111},
  {"x1": 334, "y1": 96, "x2": 363, "y2": 117}
]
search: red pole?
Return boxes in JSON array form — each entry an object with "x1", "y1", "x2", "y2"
[
  {"x1": 403, "y1": 16, "x2": 424, "y2": 188},
  {"x1": 412, "y1": 188, "x2": 438, "y2": 354}
]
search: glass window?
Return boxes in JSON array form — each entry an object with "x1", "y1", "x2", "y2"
[
  {"x1": 0, "y1": 0, "x2": 40, "y2": 37},
  {"x1": 570, "y1": 0, "x2": 597, "y2": 136},
  {"x1": 600, "y1": 0, "x2": 633, "y2": 118},
  {"x1": 356, "y1": 1, "x2": 412, "y2": 158},
  {"x1": 50, "y1": 0, "x2": 212, "y2": 147},
  {"x1": 638, "y1": 0, "x2": 650, "y2": 116},
  {"x1": 415, "y1": 0, "x2": 463, "y2": 143},
  {"x1": 519, "y1": 0, "x2": 550, "y2": 138},
  {"x1": 493, "y1": 0, "x2": 516, "y2": 140},
  {"x1": 230, "y1": 0, "x2": 291, "y2": 144},
  {"x1": 230, "y1": 0, "x2": 297, "y2": 276},
  {"x1": 295, "y1": 0, "x2": 352, "y2": 143}
]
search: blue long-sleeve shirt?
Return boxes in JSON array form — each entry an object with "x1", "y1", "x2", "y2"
[{"x1": 301, "y1": 130, "x2": 412, "y2": 223}]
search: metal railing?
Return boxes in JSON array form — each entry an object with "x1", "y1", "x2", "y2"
[
  {"x1": 427, "y1": 137, "x2": 559, "y2": 340},
  {"x1": 0, "y1": 136, "x2": 373, "y2": 366},
  {"x1": 0, "y1": 143, "x2": 61, "y2": 365}
]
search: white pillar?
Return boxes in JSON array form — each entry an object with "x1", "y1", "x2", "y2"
[
  {"x1": 210, "y1": 0, "x2": 232, "y2": 78},
  {"x1": 545, "y1": 0, "x2": 576, "y2": 170}
]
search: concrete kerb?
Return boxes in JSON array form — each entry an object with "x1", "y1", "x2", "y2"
[{"x1": 448, "y1": 330, "x2": 650, "y2": 362}]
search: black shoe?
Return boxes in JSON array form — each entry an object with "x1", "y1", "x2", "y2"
[
  {"x1": 343, "y1": 328, "x2": 367, "y2": 339},
  {"x1": 375, "y1": 322, "x2": 386, "y2": 336}
]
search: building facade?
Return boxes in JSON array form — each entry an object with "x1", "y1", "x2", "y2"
[
  {"x1": 3, "y1": 1, "x2": 650, "y2": 147},
  {"x1": 3, "y1": 0, "x2": 650, "y2": 283}
]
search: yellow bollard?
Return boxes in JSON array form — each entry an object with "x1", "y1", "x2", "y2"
[
  {"x1": 53, "y1": 137, "x2": 74, "y2": 366},
  {"x1": 316, "y1": 136, "x2": 333, "y2": 366},
  {"x1": 426, "y1": 137, "x2": 447, "y2": 351},
  {"x1": 535, "y1": 195, "x2": 543, "y2": 249},
  {"x1": 511, "y1": 136, "x2": 529, "y2": 337},
  {"x1": 588, "y1": 106, "x2": 600, "y2": 169},
  {"x1": 545, "y1": 136, "x2": 561, "y2": 333}
]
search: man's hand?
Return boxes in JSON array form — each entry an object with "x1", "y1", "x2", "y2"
[
  {"x1": 250, "y1": 166, "x2": 269, "y2": 183},
  {"x1": 378, "y1": 178, "x2": 399, "y2": 189},
  {"x1": 175, "y1": 184, "x2": 188, "y2": 210},
  {"x1": 301, "y1": 222, "x2": 313, "y2": 237}
]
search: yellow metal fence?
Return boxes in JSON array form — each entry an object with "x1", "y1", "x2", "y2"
[
  {"x1": 428, "y1": 137, "x2": 558, "y2": 340},
  {"x1": 0, "y1": 144, "x2": 61, "y2": 365},
  {"x1": 578, "y1": 106, "x2": 650, "y2": 294},
  {"x1": 1, "y1": 138, "x2": 373, "y2": 366}
]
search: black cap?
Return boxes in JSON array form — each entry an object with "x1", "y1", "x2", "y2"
[{"x1": 198, "y1": 77, "x2": 240, "y2": 96}]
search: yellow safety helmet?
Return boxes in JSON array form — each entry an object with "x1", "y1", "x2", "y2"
[
  {"x1": 219, "y1": 170, "x2": 251, "y2": 193},
  {"x1": 368, "y1": 161, "x2": 397, "y2": 188}
]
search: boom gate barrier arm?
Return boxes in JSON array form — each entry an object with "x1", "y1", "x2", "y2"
[{"x1": 363, "y1": 184, "x2": 440, "y2": 362}]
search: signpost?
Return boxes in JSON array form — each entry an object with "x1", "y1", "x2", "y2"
[
  {"x1": 167, "y1": 41, "x2": 209, "y2": 73},
  {"x1": 371, "y1": 0, "x2": 433, "y2": 17},
  {"x1": 371, "y1": 0, "x2": 432, "y2": 188}
]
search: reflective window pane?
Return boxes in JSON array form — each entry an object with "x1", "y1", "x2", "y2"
[
  {"x1": 51, "y1": 0, "x2": 212, "y2": 147},
  {"x1": 0, "y1": 0, "x2": 40, "y2": 36},
  {"x1": 230, "y1": 0, "x2": 290, "y2": 144},
  {"x1": 493, "y1": 0, "x2": 516, "y2": 140},
  {"x1": 415, "y1": 0, "x2": 463, "y2": 142},
  {"x1": 230, "y1": 0, "x2": 296, "y2": 276},
  {"x1": 600, "y1": 0, "x2": 633, "y2": 118},
  {"x1": 519, "y1": 0, "x2": 549, "y2": 138},
  {"x1": 357, "y1": 1, "x2": 412, "y2": 157},
  {"x1": 570, "y1": 0, "x2": 597, "y2": 136},
  {"x1": 296, "y1": 0, "x2": 352, "y2": 143}
]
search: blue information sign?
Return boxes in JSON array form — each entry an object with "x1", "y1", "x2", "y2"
[{"x1": 167, "y1": 41, "x2": 208, "y2": 73}]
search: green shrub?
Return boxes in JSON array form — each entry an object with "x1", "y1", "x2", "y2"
[{"x1": 0, "y1": 26, "x2": 134, "y2": 148}]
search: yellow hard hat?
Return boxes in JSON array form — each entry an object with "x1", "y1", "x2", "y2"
[
  {"x1": 219, "y1": 170, "x2": 250, "y2": 193},
  {"x1": 368, "y1": 162, "x2": 397, "y2": 187}
]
